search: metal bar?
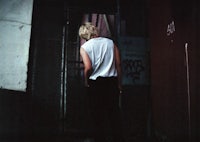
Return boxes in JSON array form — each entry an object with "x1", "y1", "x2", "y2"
[
  {"x1": 116, "y1": 0, "x2": 121, "y2": 109},
  {"x1": 116, "y1": 0, "x2": 121, "y2": 39},
  {"x1": 60, "y1": 24, "x2": 65, "y2": 119},
  {"x1": 96, "y1": 14, "x2": 99, "y2": 27},
  {"x1": 63, "y1": 8, "x2": 70, "y2": 119},
  {"x1": 185, "y1": 42, "x2": 191, "y2": 142},
  {"x1": 103, "y1": 14, "x2": 112, "y2": 37}
]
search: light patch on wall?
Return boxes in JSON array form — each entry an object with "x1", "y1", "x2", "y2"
[{"x1": 0, "y1": 0, "x2": 33, "y2": 92}]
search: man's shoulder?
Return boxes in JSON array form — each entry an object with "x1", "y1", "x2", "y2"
[
  {"x1": 102, "y1": 37, "x2": 112, "y2": 41},
  {"x1": 100, "y1": 37, "x2": 114, "y2": 44}
]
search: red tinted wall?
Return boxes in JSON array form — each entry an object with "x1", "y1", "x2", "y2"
[{"x1": 149, "y1": 0, "x2": 200, "y2": 141}]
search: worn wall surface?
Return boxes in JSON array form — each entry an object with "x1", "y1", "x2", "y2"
[{"x1": 0, "y1": 0, "x2": 33, "y2": 91}]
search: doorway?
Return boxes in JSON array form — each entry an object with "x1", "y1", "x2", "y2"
[{"x1": 62, "y1": 7, "x2": 119, "y2": 134}]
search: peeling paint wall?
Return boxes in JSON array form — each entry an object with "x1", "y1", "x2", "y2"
[{"x1": 0, "y1": 0, "x2": 33, "y2": 91}]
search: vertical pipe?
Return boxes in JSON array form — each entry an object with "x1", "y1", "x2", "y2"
[
  {"x1": 96, "y1": 14, "x2": 99, "y2": 27},
  {"x1": 60, "y1": 24, "x2": 65, "y2": 119},
  {"x1": 146, "y1": 50, "x2": 152, "y2": 140},
  {"x1": 60, "y1": 3, "x2": 68, "y2": 122},
  {"x1": 145, "y1": 0, "x2": 152, "y2": 140},
  {"x1": 63, "y1": 8, "x2": 70, "y2": 119},
  {"x1": 185, "y1": 43, "x2": 191, "y2": 142},
  {"x1": 116, "y1": 0, "x2": 121, "y2": 39},
  {"x1": 116, "y1": 0, "x2": 121, "y2": 109},
  {"x1": 59, "y1": 2, "x2": 67, "y2": 134},
  {"x1": 103, "y1": 14, "x2": 111, "y2": 37}
]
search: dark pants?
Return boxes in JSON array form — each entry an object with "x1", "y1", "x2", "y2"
[{"x1": 88, "y1": 77, "x2": 125, "y2": 142}]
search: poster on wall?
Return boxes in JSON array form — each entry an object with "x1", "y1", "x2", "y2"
[{"x1": 119, "y1": 37, "x2": 149, "y2": 85}]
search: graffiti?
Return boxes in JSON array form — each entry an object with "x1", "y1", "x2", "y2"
[
  {"x1": 123, "y1": 59, "x2": 145, "y2": 82},
  {"x1": 167, "y1": 20, "x2": 175, "y2": 36}
]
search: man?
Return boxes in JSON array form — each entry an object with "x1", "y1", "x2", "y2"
[{"x1": 79, "y1": 22, "x2": 124, "y2": 142}]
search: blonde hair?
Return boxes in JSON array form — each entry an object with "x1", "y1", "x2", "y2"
[{"x1": 79, "y1": 22, "x2": 99, "y2": 40}]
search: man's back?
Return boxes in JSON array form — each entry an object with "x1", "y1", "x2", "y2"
[{"x1": 81, "y1": 37, "x2": 117, "y2": 80}]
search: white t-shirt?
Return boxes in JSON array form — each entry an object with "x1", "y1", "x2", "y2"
[{"x1": 81, "y1": 37, "x2": 117, "y2": 80}]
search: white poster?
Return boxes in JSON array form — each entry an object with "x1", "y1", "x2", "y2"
[{"x1": 119, "y1": 37, "x2": 149, "y2": 85}]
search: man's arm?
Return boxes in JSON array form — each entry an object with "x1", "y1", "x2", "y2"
[
  {"x1": 114, "y1": 44, "x2": 122, "y2": 92},
  {"x1": 80, "y1": 47, "x2": 92, "y2": 87}
]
